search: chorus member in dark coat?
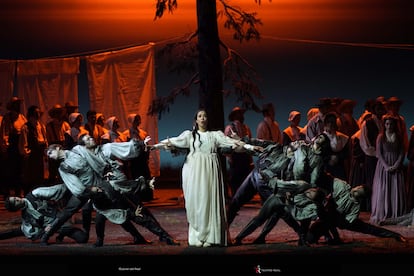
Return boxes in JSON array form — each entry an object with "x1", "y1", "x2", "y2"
[
  {"x1": 45, "y1": 104, "x2": 70, "y2": 185},
  {"x1": 0, "y1": 97, "x2": 27, "y2": 197},
  {"x1": 19, "y1": 105, "x2": 48, "y2": 194},
  {"x1": 84, "y1": 110, "x2": 107, "y2": 146},
  {"x1": 305, "y1": 98, "x2": 333, "y2": 142},
  {"x1": 323, "y1": 112, "x2": 350, "y2": 181},
  {"x1": 256, "y1": 103, "x2": 283, "y2": 144},
  {"x1": 123, "y1": 113, "x2": 153, "y2": 201},
  {"x1": 224, "y1": 107, "x2": 254, "y2": 197}
]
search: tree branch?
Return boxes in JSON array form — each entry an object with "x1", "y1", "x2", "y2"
[
  {"x1": 150, "y1": 1, "x2": 268, "y2": 118},
  {"x1": 154, "y1": 0, "x2": 178, "y2": 20},
  {"x1": 220, "y1": 39, "x2": 263, "y2": 112},
  {"x1": 147, "y1": 72, "x2": 199, "y2": 119},
  {"x1": 218, "y1": 0, "x2": 263, "y2": 42}
]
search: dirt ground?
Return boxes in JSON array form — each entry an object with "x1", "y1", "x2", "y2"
[{"x1": 1, "y1": 182, "x2": 413, "y2": 275}]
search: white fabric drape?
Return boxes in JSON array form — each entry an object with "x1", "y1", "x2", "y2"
[
  {"x1": 85, "y1": 43, "x2": 159, "y2": 177},
  {"x1": 15, "y1": 57, "x2": 80, "y2": 125},
  {"x1": 0, "y1": 60, "x2": 16, "y2": 113}
]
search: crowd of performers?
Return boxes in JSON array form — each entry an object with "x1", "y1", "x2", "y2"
[{"x1": 0, "y1": 97, "x2": 410, "y2": 248}]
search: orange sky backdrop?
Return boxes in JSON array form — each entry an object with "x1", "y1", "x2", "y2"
[{"x1": 1, "y1": 0, "x2": 412, "y2": 58}]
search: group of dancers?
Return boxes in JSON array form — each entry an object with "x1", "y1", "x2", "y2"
[{"x1": 1, "y1": 107, "x2": 408, "y2": 248}]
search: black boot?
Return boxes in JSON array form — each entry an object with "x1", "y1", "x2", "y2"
[
  {"x1": 298, "y1": 233, "x2": 309, "y2": 246},
  {"x1": 282, "y1": 214, "x2": 309, "y2": 247},
  {"x1": 253, "y1": 213, "x2": 280, "y2": 244},
  {"x1": 55, "y1": 233, "x2": 64, "y2": 243},
  {"x1": 134, "y1": 235, "x2": 152, "y2": 245},
  {"x1": 82, "y1": 205, "x2": 92, "y2": 234},
  {"x1": 159, "y1": 235, "x2": 180, "y2": 246},
  {"x1": 305, "y1": 219, "x2": 326, "y2": 244},
  {"x1": 132, "y1": 209, "x2": 180, "y2": 245},
  {"x1": 55, "y1": 224, "x2": 72, "y2": 243},
  {"x1": 233, "y1": 220, "x2": 261, "y2": 245},
  {"x1": 327, "y1": 226, "x2": 343, "y2": 245},
  {"x1": 94, "y1": 237, "x2": 104, "y2": 247},
  {"x1": 66, "y1": 227, "x2": 89, "y2": 244},
  {"x1": 121, "y1": 220, "x2": 152, "y2": 245},
  {"x1": 94, "y1": 213, "x2": 106, "y2": 247},
  {"x1": 40, "y1": 218, "x2": 61, "y2": 245},
  {"x1": 395, "y1": 235, "x2": 408, "y2": 243},
  {"x1": 55, "y1": 224, "x2": 89, "y2": 244}
]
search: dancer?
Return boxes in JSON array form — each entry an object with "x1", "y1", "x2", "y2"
[
  {"x1": 232, "y1": 179, "x2": 318, "y2": 246},
  {"x1": 89, "y1": 176, "x2": 178, "y2": 247},
  {"x1": 1, "y1": 184, "x2": 88, "y2": 244},
  {"x1": 227, "y1": 133, "x2": 331, "y2": 243},
  {"x1": 41, "y1": 134, "x2": 179, "y2": 246},
  {"x1": 302, "y1": 173, "x2": 408, "y2": 244}
]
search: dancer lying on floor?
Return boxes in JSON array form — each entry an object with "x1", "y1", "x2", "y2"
[{"x1": 1, "y1": 184, "x2": 88, "y2": 244}]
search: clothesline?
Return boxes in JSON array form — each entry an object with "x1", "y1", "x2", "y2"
[
  {"x1": 2, "y1": 33, "x2": 412, "y2": 63},
  {"x1": 261, "y1": 35, "x2": 414, "y2": 51},
  {"x1": 0, "y1": 34, "x2": 189, "y2": 62}
]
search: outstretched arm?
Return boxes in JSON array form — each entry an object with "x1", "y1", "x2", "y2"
[{"x1": 150, "y1": 141, "x2": 172, "y2": 151}]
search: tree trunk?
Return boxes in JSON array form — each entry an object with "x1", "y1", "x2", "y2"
[
  {"x1": 196, "y1": 0, "x2": 224, "y2": 131},
  {"x1": 196, "y1": 0, "x2": 230, "y2": 198}
]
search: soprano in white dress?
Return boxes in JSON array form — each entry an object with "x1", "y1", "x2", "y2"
[{"x1": 154, "y1": 109, "x2": 257, "y2": 247}]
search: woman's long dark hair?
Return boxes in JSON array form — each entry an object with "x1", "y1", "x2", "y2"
[{"x1": 191, "y1": 108, "x2": 209, "y2": 152}]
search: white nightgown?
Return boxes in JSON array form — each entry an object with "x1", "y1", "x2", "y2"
[{"x1": 161, "y1": 129, "x2": 242, "y2": 246}]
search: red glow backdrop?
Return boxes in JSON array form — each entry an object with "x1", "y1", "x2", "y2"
[{"x1": 1, "y1": 0, "x2": 411, "y2": 58}]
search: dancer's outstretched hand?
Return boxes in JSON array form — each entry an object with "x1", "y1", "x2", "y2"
[
  {"x1": 135, "y1": 205, "x2": 143, "y2": 217},
  {"x1": 144, "y1": 136, "x2": 151, "y2": 145},
  {"x1": 149, "y1": 177, "x2": 156, "y2": 190}
]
